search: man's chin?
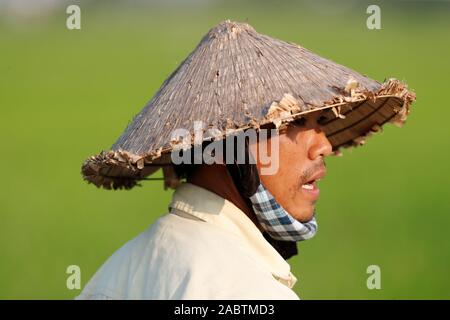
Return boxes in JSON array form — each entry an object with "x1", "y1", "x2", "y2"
[{"x1": 291, "y1": 206, "x2": 315, "y2": 222}]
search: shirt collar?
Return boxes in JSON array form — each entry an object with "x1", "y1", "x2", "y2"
[{"x1": 168, "y1": 182, "x2": 298, "y2": 289}]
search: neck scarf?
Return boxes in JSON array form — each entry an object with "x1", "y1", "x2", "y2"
[{"x1": 249, "y1": 183, "x2": 318, "y2": 242}]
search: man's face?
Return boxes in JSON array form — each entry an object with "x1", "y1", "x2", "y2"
[{"x1": 254, "y1": 113, "x2": 333, "y2": 222}]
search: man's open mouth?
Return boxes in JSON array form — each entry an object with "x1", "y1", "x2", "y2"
[
  {"x1": 300, "y1": 167, "x2": 326, "y2": 199},
  {"x1": 301, "y1": 179, "x2": 320, "y2": 200},
  {"x1": 301, "y1": 180, "x2": 318, "y2": 190}
]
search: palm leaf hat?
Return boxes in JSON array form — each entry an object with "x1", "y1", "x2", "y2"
[{"x1": 81, "y1": 20, "x2": 416, "y2": 190}]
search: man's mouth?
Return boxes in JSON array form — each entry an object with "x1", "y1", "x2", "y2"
[
  {"x1": 300, "y1": 167, "x2": 326, "y2": 200},
  {"x1": 301, "y1": 180, "x2": 318, "y2": 190}
]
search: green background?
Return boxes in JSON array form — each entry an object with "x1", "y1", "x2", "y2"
[{"x1": 1, "y1": 0, "x2": 449, "y2": 299}]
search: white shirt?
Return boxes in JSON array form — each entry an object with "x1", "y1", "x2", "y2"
[{"x1": 76, "y1": 183, "x2": 300, "y2": 300}]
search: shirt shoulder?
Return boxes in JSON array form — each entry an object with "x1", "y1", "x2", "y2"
[{"x1": 77, "y1": 213, "x2": 299, "y2": 300}]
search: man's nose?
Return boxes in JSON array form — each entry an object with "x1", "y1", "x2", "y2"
[{"x1": 308, "y1": 129, "x2": 333, "y2": 160}]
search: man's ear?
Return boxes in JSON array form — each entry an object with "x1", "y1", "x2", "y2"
[
  {"x1": 225, "y1": 136, "x2": 260, "y2": 198},
  {"x1": 250, "y1": 131, "x2": 280, "y2": 176}
]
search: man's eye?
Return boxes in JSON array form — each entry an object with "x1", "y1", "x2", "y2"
[
  {"x1": 317, "y1": 115, "x2": 328, "y2": 125},
  {"x1": 291, "y1": 117, "x2": 306, "y2": 127}
]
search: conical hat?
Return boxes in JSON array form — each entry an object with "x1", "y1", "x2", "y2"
[{"x1": 82, "y1": 20, "x2": 415, "y2": 190}]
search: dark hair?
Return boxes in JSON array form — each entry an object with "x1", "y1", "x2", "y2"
[{"x1": 173, "y1": 162, "x2": 200, "y2": 181}]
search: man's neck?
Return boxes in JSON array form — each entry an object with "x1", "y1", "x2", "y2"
[{"x1": 187, "y1": 164, "x2": 264, "y2": 232}]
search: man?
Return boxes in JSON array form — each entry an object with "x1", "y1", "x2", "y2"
[{"x1": 78, "y1": 20, "x2": 414, "y2": 299}]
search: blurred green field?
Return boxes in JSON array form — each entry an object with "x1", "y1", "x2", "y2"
[{"x1": 1, "y1": 1, "x2": 449, "y2": 299}]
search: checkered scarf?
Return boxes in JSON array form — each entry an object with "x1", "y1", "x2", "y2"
[{"x1": 249, "y1": 183, "x2": 318, "y2": 242}]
